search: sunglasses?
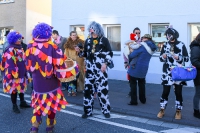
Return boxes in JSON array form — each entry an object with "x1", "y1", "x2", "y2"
[
  {"x1": 135, "y1": 32, "x2": 140, "y2": 34},
  {"x1": 18, "y1": 38, "x2": 22, "y2": 41}
]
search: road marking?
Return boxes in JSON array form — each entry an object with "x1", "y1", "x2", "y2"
[
  {"x1": 1, "y1": 92, "x2": 200, "y2": 133},
  {"x1": 60, "y1": 109, "x2": 157, "y2": 133},
  {"x1": 160, "y1": 127, "x2": 200, "y2": 133},
  {"x1": 0, "y1": 92, "x2": 157, "y2": 133}
]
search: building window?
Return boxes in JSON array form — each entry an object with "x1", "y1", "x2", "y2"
[
  {"x1": 70, "y1": 25, "x2": 85, "y2": 40},
  {"x1": 190, "y1": 24, "x2": 200, "y2": 41},
  {"x1": 104, "y1": 25, "x2": 121, "y2": 52},
  {"x1": 150, "y1": 24, "x2": 169, "y2": 52},
  {"x1": 0, "y1": 28, "x2": 13, "y2": 45},
  {"x1": 0, "y1": 0, "x2": 14, "y2": 4}
]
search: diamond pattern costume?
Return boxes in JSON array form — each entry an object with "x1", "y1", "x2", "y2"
[{"x1": 25, "y1": 39, "x2": 69, "y2": 116}]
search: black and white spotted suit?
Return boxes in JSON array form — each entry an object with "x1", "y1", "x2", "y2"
[
  {"x1": 80, "y1": 36, "x2": 113, "y2": 116},
  {"x1": 159, "y1": 41, "x2": 189, "y2": 110}
]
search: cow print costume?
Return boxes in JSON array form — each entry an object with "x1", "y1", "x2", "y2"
[
  {"x1": 78, "y1": 21, "x2": 113, "y2": 118},
  {"x1": 159, "y1": 26, "x2": 189, "y2": 111}
]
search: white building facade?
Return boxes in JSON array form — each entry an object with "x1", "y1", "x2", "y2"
[{"x1": 52, "y1": 0, "x2": 200, "y2": 87}]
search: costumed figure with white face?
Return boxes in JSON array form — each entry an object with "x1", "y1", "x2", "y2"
[
  {"x1": 157, "y1": 25, "x2": 189, "y2": 120},
  {"x1": 75, "y1": 21, "x2": 113, "y2": 119}
]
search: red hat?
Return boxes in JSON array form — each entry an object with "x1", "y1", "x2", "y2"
[{"x1": 130, "y1": 33, "x2": 137, "y2": 40}]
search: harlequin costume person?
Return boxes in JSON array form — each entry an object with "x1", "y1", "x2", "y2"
[
  {"x1": 25, "y1": 23, "x2": 72, "y2": 133},
  {"x1": 157, "y1": 26, "x2": 189, "y2": 119},
  {"x1": 0, "y1": 31, "x2": 31, "y2": 113},
  {"x1": 76, "y1": 21, "x2": 113, "y2": 118},
  {"x1": 64, "y1": 31, "x2": 85, "y2": 95}
]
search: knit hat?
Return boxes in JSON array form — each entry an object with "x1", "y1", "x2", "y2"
[
  {"x1": 7, "y1": 31, "x2": 22, "y2": 44},
  {"x1": 165, "y1": 25, "x2": 179, "y2": 41},
  {"x1": 32, "y1": 23, "x2": 52, "y2": 39},
  {"x1": 142, "y1": 34, "x2": 152, "y2": 39}
]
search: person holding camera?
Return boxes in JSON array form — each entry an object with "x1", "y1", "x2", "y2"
[{"x1": 64, "y1": 31, "x2": 85, "y2": 96}]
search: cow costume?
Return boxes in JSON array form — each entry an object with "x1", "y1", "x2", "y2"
[
  {"x1": 157, "y1": 26, "x2": 189, "y2": 119},
  {"x1": 77, "y1": 21, "x2": 113, "y2": 118}
]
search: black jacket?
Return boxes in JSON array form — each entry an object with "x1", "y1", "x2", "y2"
[
  {"x1": 190, "y1": 40, "x2": 200, "y2": 86},
  {"x1": 83, "y1": 36, "x2": 113, "y2": 64}
]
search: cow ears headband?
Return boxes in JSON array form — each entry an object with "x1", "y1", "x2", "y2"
[{"x1": 165, "y1": 25, "x2": 176, "y2": 33}]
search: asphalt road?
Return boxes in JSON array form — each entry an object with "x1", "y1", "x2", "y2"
[{"x1": 0, "y1": 92, "x2": 200, "y2": 133}]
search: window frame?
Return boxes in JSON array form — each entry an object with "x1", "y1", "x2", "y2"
[
  {"x1": 70, "y1": 25, "x2": 85, "y2": 40},
  {"x1": 0, "y1": 0, "x2": 14, "y2": 4},
  {"x1": 149, "y1": 23, "x2": 169, "y2": 56},
  {"x1": 104, "y1": 24, "x2": 121, "y2": 55},
  {"x1": 189, "y1": 23, "x2": 200, "y2": 42}
]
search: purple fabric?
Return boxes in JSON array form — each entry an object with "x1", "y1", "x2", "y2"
[
  {"x1": 46, "y1": 126, "x2": 54, "y2": 131},
  {"x1": 4, "y1": 45, "x2": 26, "y2": 78},
  {"x1": 171, "y1": 66, "x2": 197, "y2": 81},
  {"x1": 49, "y1": 119, "x2": 54, "y2": 125},
  {"x1": 26, "y1": 40, "x2": 67, "y2": 93},
  {"x1": 36, "y1": 115, "x2": 42, "y2": 123},
  {"x1": 30, "y1": 127, "x2": 38, "y2": 131},
  {"x1": 32, "y1": 70, "x2": 60, "y2": 93}
]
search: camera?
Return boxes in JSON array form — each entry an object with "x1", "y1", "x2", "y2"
[{"x1": 77, "y1": 43, "x2": 83, "y2": 49}]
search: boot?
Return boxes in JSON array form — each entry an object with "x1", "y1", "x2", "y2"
[
  {"x1": 104, "y1": 113, "x2": 110, "y2": 118},
  {"x1": 46, "y1": 118, "x2": 56, "y2": 133},
  {"x1": 13, "y1": 104, "x2": 20, "y2": 113},
  {"x1": 175, "y1": 110, "x2": 181, "y2": 119},
  {"x1": 30, "y1": 115, "x2": 42, "y2": 133},
  {"x1": 157, "y1": 109, "x2": 164, "y2": 118},
  {"x1": 193, "y1": 109, "x2": 200, "y2": 119},
  {"x1": 20, "y1": 101, "x2": 31, "y2": 108}
]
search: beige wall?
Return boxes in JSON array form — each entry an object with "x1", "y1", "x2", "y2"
[
  {"x1": 26, "y1": 0, "x2": 52, "y2": 43},
  {"x1": 0, "y1": 0, "x2": 26, "y2": 41}
]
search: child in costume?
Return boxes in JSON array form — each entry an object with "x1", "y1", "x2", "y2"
[
  {"x1": 124, "y1": 33, "x2": 142, "y2": 69},
  {"x1": 0, "y1": 31, "x2": 31, "y2": 113},
  {"x1": 26, "y1": 23, "x2": 71, "y2": 133}
]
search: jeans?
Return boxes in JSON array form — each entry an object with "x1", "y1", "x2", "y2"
[
  {"x1": 193, "y1": 85, "x2": 200, "y2": 110},
  {"x1": 129, "y1": 76, "x2": 146, "y2": 104}
]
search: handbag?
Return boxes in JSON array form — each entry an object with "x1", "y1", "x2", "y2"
[{"x1": 171, "y1": 65, "x2": 197, "y2": 81}]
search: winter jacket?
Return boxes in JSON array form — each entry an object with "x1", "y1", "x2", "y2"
[
  {"x1": 127, "y1": 40, "x2": 157, "y2": 78},
  {"x1": 190, "y1": 40, "x2": 200, "y2": 86}
]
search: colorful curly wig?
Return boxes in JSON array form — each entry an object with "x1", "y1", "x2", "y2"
[
  {"x1": 32, "y1": 23, "x2": 52, "y2": 39},
  {"x1": 87, "y1": 21, "x2": 105, "y2": 37},
  {"x1": 7, "y1": 31, "x2": 22, "y2": 44}
]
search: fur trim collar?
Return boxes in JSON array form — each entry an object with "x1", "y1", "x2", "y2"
[
  {"x1": 64, "y1": 37, "x2": 84, "y2": 50},
  {"x1": 140, "y1": 42, "x2": 154, "y2": 55}
]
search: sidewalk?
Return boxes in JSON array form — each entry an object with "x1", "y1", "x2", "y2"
[{"x1": 62, "y1": 79, "x2": 200, "y2": 127}]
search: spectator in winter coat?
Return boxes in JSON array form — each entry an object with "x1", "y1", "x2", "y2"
[
  {"x1": 127, "y1": 34, "x2": 156, "y2": 106},
  {"x1": 52, "y1": 30, "x2": 68, "y2": 90},
  {"x1": 190, "y1": 33, "x2": 200, "y2": 119}
]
